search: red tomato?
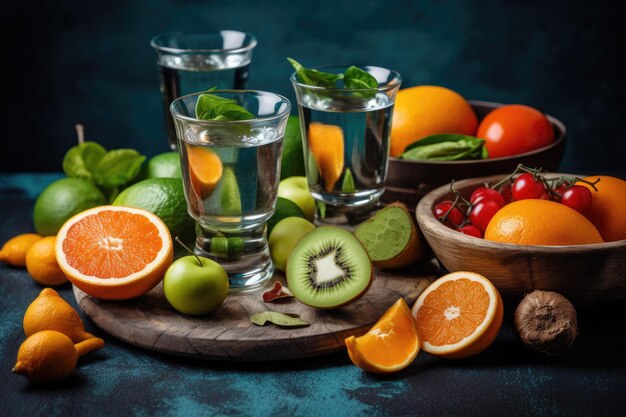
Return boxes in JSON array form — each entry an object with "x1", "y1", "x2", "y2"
[
  {"x1": 476, "y1": 105, "x2": 555, "y2": 158},
  {"x1": 470, "y1": 187, "x2": 505, "y2": 207}
]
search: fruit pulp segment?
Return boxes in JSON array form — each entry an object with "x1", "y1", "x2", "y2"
[
  {"x1": 62, "y1": 211, "x2": 162, "y2": 278},
  {"x1": 357, "y1": 315, "x2": 418, "y2": 367},
  {"x1": 299, "y1": 99, "x2": 393, "y2": 207},
  {"x1": 354, "y1": 206, "x2": 411, "y2": 261},
  {"x1": 415, "y1": 279, "x2": 490, "y2": 346}
]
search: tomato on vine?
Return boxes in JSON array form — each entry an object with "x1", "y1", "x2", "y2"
[
  {"x1": 469, "y1": 199, "x2": 501, "y2": 233},
  {"x1": 512, "y1": 173, "x2": 546, "y2": 201},
  {"x1": 433, "y1": 201, "x2": 465, "y2": 228},
  {"x1": 561, "y1": 185, "x2": 592, "y2": 212}
]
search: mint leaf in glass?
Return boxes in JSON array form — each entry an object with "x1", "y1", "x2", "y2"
[
  {"x1": 195, "y1": 93, "x2": 255, "y2": 121},
  {"x1": 343, "y1": 66, "x2": 378, "y2": 89},
  {"x1": 287, "y1": 57, "x2": 343, "y2": 88}
]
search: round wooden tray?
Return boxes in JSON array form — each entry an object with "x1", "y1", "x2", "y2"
[{"x1": 74, "y1": 265, "x2": 438, "y2": 361}]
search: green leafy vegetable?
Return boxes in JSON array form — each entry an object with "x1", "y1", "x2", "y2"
[
  {"x1": 250, "y1": 311, "x2": 310, "y2": 327},
  {"x1": 63, "y1": 141, "x2": 146, "y2": 202},
  {"x1": 343, "y1": 66, "x2": 378, "y2": 89},
  {"x1": 341, "y1": 168, "x2": 356, "y2": 193},
  {"x1": 62, "y1": 141, "x2": 107, "y2": 181},
  {"x1": 93, "y1": 149, "x2": 145, "y2": 187},
  {"x1": 401, "y1": 134, "x2": 489, "y2": 161},
  {"x1": 195, "y1": 93, "x2": 255, "y2": 121},
  {"x1": 287, "y1": 57, "x2": 343, "y2": 87}
]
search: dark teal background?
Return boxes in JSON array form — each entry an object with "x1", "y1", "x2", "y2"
[{"x1": 1, "y1": 0, "x2": 625, "y2": 172}]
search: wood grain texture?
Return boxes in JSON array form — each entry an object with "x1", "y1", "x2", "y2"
[
  {"x1": 416, "y1": 174, "x2": 626, "y2": 306},
  {"x1": 74, "y1": 265, "x2": 438, "y2": 361}
]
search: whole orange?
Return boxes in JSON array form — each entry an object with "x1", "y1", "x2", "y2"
[
  {"x1": 579, "y1": 176, "x2": 626, "y2": 242},
  {"x1": 484, "y1": 199, "x2": 603, "y2": 246},
  {"x1": 390, "y1": 86, "x2": 477, "y2": 157}
]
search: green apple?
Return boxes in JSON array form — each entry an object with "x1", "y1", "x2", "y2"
[
  {"x1": 163, "y1": 255, "x2": 229, "y2": 315},
  {"x1": 278, "y1": 176, "x2": 315, "y2": 221},
  {"x1": 269, "y1": 217, "x2": 315, "y2": 272}
]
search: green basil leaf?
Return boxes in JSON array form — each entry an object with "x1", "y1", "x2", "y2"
[
  {"x1": 62, "y1": 141, "x2": 107, "y2": 181},
  {"x1": 93, "y1": 149, "x2": 146, "y2": 187},
  {"x1": 341, "y1": 168, "x2": 356, "y2": 193},
  {"x1": 401, "y1": 134, "x2": 488, "y2": 161},
  {"x1": 195, "y1": 93, "x2": 255, "y2": 121},
  {"x1": 287, "y1": 57, "x2": 342, "y2": 88},
  {"x1": 250, "y1": 311, "x2": 310, "y2": 327},
  {"x1": 343, "y1": 66, "x2": 378, "y2": 89}
]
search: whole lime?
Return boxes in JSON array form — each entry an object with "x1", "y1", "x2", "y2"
[
  {"x1": 113, "y1": 178, "x2": 195, "y2": 242},
  {"x1": 33, "y1": 178, "x2": 107, "y2": 236},
  {"x1": 280, "y1": 115, "x2": 306, "y2": 179},
  {"x1": 140, "y1": 152, "x2": 182, "y2": 180}
]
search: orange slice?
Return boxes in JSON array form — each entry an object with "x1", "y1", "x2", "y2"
[
  {"x1": 345, "y1": 298, "x2": 420, "y2": 373},
  {"x1": 55, "y1": 206, "x2": 173, "y2": 300},
  {"x1": 308, "y1": 122, "x2": 344, "y2": 192},
  {"x1": 187, "y1": 145, "x2": 223, "y2": 197},
  {"x1": 411, "y1": 271, "x2": 503, "y2": 359}
]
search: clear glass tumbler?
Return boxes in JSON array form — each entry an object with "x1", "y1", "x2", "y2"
[
  {"x1": 170, "y1": 90, "x2": 291, "y2": 290},
  {"x1": 151, "y1": 31, "x2": 257, "y2": 150},
  {"x1": 291, "y1": 65, "x2": 402, "y2": 229}
]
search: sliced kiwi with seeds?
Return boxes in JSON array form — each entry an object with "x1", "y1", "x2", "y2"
[{"x1": 286, "y1": 226, "x2": 373, "y2": 309}]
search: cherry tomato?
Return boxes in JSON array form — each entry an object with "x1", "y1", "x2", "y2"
[
  {"x1": 476, "y1": 105, "x2": 555, "y2": 158},
  {"x1": 561, "y1": 185, "x2": 592, "y2": 212},
  {"x1": 552, "y1": 181, "x2": 572, "y2": 201},
  {"x1": 457, "y1": 224, "x2": 483, "y2": 239},
  {"x1": 470, "y1": 187, "x2": 505, "y2": 207},
  {"x1": 499, "y1": 183, "x2": 512, "y2": 204},
  {"x1": 512, "y1": 173, "x2": 546, "y2": 200},
  {"x1": 433, "y1": 201, "x2": 465, "y2": 228},
  {"x1": 469, "y1": 200, "x2": 501, "y2": 233}
]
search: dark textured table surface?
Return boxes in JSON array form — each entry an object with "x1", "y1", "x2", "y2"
[{"x1": 1, "y1": 174, "x2": 625, "y2": 417}]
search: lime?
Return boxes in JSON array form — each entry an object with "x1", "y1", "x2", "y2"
[
  {"x1": 280, "y1": 115, "x2": 305, "y2": 179},
  {"x1": 33, "y1": 178, "x2": 107, "y2": 236},
  {"x1": 140, "y1": 152, "x2": 182, "y2": 180},
  {"x1": 267, "y1": 197, "x2": 306, "y2": 236},
  {"x1": 113, "y1": 178, "x2": 195, "y2": 243}
]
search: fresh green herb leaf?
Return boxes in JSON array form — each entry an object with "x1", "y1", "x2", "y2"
[
  {"x1": 250, "y1": 311, "x2": 310, "y2": 327},
  {"x1": 62, "y1": 141, "x2": 106, "y2": 181},
  {"x1": 93, "y1": 149, "x2": 146, "y2": 188},
  {"x1": 287, "y1": 57, "x2": 343, "y2": 88},
  {"x1": 195, "y1": 93, "x2": 255, "y2": 121},
  {"x1": 343, "y1": 66, "x2": 378, "y2": 89},
  {"x1": 401, "y1": 134, "x2": 488, "y2": 161},
  {"x1": 341, "y1": 168, "x2": 356, "y2": 193}
]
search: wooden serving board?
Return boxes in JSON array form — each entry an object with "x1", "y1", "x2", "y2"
[{"x1": 74, "y1": 263, "x2": 439, "y2": 361}]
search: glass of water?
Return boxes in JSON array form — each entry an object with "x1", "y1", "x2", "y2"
[
  {"x1": 151, "y1": 31, "x2": 257, "y2": 150},
  {"x1": 290, "y1": 65, "x2": 402, "y2": 229},
  {"x1": 170, "y1": 90, "x2": 290, "y2": 290}
]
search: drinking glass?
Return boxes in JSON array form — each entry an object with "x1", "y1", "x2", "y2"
[
  {"x1": 291, "y1": 65, "x2": 402, "y2": 229},
  {"x1": 151, "y1": 31, "x2": 257, "y2": 149},
  {"x1": 170, "y1": 90, "x2": 290, "y2": 290}
]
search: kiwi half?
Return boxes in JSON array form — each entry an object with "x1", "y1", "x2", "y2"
[{"x1": 286, "y1": 226, "x2": 373, "y2": 309}]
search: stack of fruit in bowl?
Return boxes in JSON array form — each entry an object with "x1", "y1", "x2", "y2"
[
  {"x1": 416, "y1": 164, "x2": 626, "y2": 305},
  {"x1": 383, "y1": 86, "x2": 566, "y2": 207}
]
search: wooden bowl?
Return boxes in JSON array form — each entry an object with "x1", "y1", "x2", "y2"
[
  {"x1": 383, "y1": 101, "x2": 566, "y2": 209},
  {"x1": 415, "y1": 174, "x2": 626, "y2": 306}
]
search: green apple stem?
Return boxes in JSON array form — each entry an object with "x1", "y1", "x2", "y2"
[
  {"x1": 174, "y1": 236, "x2": 203, "y2": 267},
  {"x1": 75, "y1": 123, "x2": 85, "y2": 145}
]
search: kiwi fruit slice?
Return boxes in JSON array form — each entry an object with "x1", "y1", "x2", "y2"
[
  {"x1": 355, "y1": 202, "x2": 426, "y2": 269},
  {"x1": 286, "y1": 226, "x2": 373, "y2": 309}
]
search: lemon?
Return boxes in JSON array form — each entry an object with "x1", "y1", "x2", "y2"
[{"x1": 33, "y1": 178, "x2": 107, "y2": 236}]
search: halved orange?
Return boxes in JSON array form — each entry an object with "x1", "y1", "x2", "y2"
[
  {"x1": 411, "y1": 271, "x2": 503, "y2": 359},
  {"x1": 308, "y1": 122, "x2": 344, "y2": 192},
  {"x1": 345, "y1": 298, "x2": 419, "y2": 373},
  {"x1": 55, "y1": 206, "x2": 173, "y2": 300}
]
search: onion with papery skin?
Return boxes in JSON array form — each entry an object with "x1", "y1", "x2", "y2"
[{"x1": 514, "y1": 290, "x2": 578, "y2": 355}]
